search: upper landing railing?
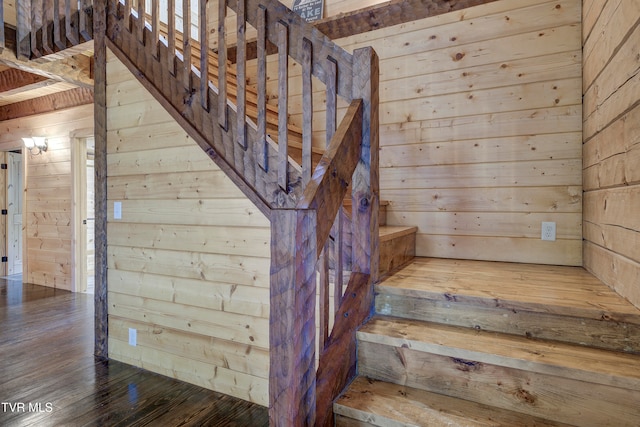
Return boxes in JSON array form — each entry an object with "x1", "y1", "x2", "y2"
[{"x1": 9, "y1": 0, "x2": 93, "y2": 59}]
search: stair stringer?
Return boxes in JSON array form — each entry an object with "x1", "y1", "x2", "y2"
[{"x1": 105, "y1": 10, "x2": 303, "y2": 217}]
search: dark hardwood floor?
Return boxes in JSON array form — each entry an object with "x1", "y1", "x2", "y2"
[{"x1": 0, "y1": 278, "x2": 268, "y2": 426}]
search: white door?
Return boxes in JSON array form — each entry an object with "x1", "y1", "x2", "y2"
[{"x1": 7, "y1": 151, "x2": 23, "y2": 276}]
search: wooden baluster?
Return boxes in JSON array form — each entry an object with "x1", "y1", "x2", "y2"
[
  {"x1": 326, "y1": 57, "x2": 337, "y2": 144},
  {"x1": 0, "y1": 0, "x2": 5, "y2": 52},
  {"x1": 334, "y1": 209, "x2": 344, "y2": 309},
  {"x1": 42, "y1": 0, "x2": 54, "y2": 55},
  {"x1": 151, "y1": 0, "x2": 160, "y2": 59},
  {"x1": 167, "y1": 0, "x2": 176, "y2": 74},
  {"x1": 137, "y1": 0, "x2": 146, "y2": 44},
  {"x1": 16, "y1": 1, "x2": 31, "y2": 59},
  {"x1": 301, "y1": 37, "x2": 312, "y2": 184},
  {"x1": 199, "y1": 0, "x2": 209, "y2": 109},
  {"x1": 54, "y1": 0, "x2": 66, "y2": 50},
  {"x1": 182, "y1": 0, "x2": 192, "y2": 91},
  {"x1": 124, "y1": 0, "x2": 132, "y2": 31},
  {"x1": 217, "y1": 0, "x2": 228, "y2": 130},
  {"x1": 79, "y1": 0, "x2": 92, "y2": 41},
  {"x1": 65, "y1": 0, "x2": 79, "y2": 45},
  {"x1": 256, "y1": 5, "x2": 267, "y2": 170},
  {"x1": 277, "y1": 21, "x2": 289, "y2": 191},
  {"x1": 318, "y1": 247, "x2": 329, "y2": 350},
  {"x1": 236, "y1": 0, "x2": 247, "y2": 149},
  {"x1": 31, "y1": 0, "x2": 41, "y2": 58},
  {"x1": 325, "y1": 57, "x2": 343, "y2": 310}
]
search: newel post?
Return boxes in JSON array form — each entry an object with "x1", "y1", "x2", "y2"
[
  {"x1": 351, "y1": 47, "x2": 380, "y2": 282},
  {"x1": 269, "y1": 209, "x2": 318, "y2": 426}
]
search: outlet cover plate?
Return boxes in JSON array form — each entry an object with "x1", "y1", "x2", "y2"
[
  {"x1": 541, "y1": 221, "x2": 556, "y2": 241},
  {"x1": 128, "y1": 328, "x2": 137, "y2": 346}
]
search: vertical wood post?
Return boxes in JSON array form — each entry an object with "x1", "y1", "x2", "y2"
[
  {"x1": 42, "y1": 0, "x2": 54, "y2": 55},
  {"x1": 256, "y1": 5, "x2": 267, "y2": 170},
  {"x1": 199, "y1": 0, "x2": 209, "y2": 109},
  {"x1": 182, "y1": 0, "x2": 192, "y2": 91},
  {"x1": 31, "y1": 0, "x2": 40, "y2": 58},
  {"x1": 54, "y1": 0, "x2": 66, "y2": 50},
  {"x1": 16, "y1": 0, "x2": 31, "y2": 59},
  {"x1": 217, "y1": 0, "x2": 228, "y2": 130},
  {"x1": 93, "y1": 0, "x2": 108, "y2": 360},
  {"x1": 235, "y1": 0, "x2": 247, "y2": 148},
  {"x1": 167, "y1": 0, "x2": 176, "y2": 74},
  {"x1": 137, "y1": 0, "x2": 145, "y2": 43},
  {"x1": 269, "y1": 209, "x2": 317, "y2": 426},
  {"x1": 350, "y1": 47, "x2": 379, "y2": 283},
  {"x1": 277, "y1": 21, "x2": 289, "y2": 191},
  {"x1": 65, "y1": 0, "x2": 80, "y2": 46},
  {"x1": 301, "y1": 37, "x2": 312, "y2": 184},
  {"x1": 151, "y1": 0, "x2": 160, "y2": 59},
  {"x1": 79, "y1": 0, "x2": 93, "y2": 41},
  {"x1": 124, "y1": 0, "x2": 131, "y2": 31}
]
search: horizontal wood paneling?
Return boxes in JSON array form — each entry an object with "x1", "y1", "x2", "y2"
[
  {"x1": 583, "y1": 0, "x2": 640, "y2": 308},
  {"x1": 0, "y1": 104, "x2": 93, "y2": 290},
  {"x1": 106, "y1": 50, "x2": 270, "y2": 406},
  {"x1": 251, "y1": 0, "x2": 583, "y2": 264}
]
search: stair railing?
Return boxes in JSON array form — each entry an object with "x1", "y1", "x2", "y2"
[{"x1": 14, "y1": 0, "x2": 94, "y2": 60}]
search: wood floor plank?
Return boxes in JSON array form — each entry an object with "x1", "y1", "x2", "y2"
[{"x1": 0, "y1": 279, "x2": 268, "y2": 426}]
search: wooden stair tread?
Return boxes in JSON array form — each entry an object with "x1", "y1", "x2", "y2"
[
  {"x1": 335, "y1": 376, "x2": 572, "y2": 427},
  {"x1": 377, "y1": 258, "x2": 640, "y2": 323},
  {"x1": 379, "y1": 225, "x2": 418, "y2": 242},
  {"x1": 359, "y1": 316, "x2": 640, "y2": 391}
]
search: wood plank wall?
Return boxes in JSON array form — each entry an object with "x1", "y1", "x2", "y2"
[
  {"x1": 250, "y1": 0, "x2": 584, "y2": 265},
  {"x1": 105, "y1": 49, "x2": 271, "y2": 406},
  {"x1": 207, "y1": 0, "x2": 384, "y2": 49},
  {"x1": 582, "y1": 0, "x2": 640, "y2": 308},
  {"x1": 0, "y1": 105, "x2": 93, "y2": 289}
]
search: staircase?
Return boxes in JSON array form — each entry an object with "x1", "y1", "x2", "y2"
[
  {"x1": 98, "y1": 1, "x2": 382, "y2": 425},
  {"x1": 335, "y1": 257, "x2": 640, "y2": 426}
]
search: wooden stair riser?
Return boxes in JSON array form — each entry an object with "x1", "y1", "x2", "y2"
[
  {"x1": 357, "y1": 340, "x2": 640, "y2": 427},
  {"x1": 375, "y1": 294, "x2": 640, "y2": 354},
  {"x1": 379, "y1": 230, "x2": 416, "y2": 278},
  {"x1": 334, "y1": 377, "x2": 573, "y2": 427}
]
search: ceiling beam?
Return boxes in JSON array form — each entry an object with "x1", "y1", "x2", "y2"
[
  {"x1": 0, "y1": 86, "x2": 93, "y2": 121},
  {"x1": 315, "y1": 0, "x2": 500, "y2": 40},
  {"x1": 228, "y1": 0, "x2": 499, "y2": 62},
  {"x1": 0, "y1": 67, "x2": 50, "y2": 94}
]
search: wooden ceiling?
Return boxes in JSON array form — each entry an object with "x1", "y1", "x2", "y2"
[{"x1": 0, "y1": 64, "x2": 80, "y2": 107}]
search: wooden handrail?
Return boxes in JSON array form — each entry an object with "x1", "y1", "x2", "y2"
[{"x1": 298, "y1": 99, "x2": 362, "y2": 251}]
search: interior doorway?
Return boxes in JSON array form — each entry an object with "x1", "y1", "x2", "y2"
[
  {"x1": 72, "y1": 133, "x2": 95, "y2": 293},
  {"x1": 6, "y1": 150, "x2": 23, "y2": 278}
]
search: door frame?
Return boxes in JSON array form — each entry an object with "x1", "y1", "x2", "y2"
[
  {"x1": 6, "y1": 151, "x2": 24, "y2": 277},
  {"x1": 71, "y1": 128, "x2": 94, "y2": 293}
]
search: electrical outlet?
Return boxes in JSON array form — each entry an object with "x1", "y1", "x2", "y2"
[
  {"x1": 114, "y1": 202, "x2": 122, "y2": 220},
  {"x1": 128, "y1": 328, "x2": 137, "y2": 346},
  {"x1": 541, "y1": 222, "x2": 556, "y2": 241}
]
